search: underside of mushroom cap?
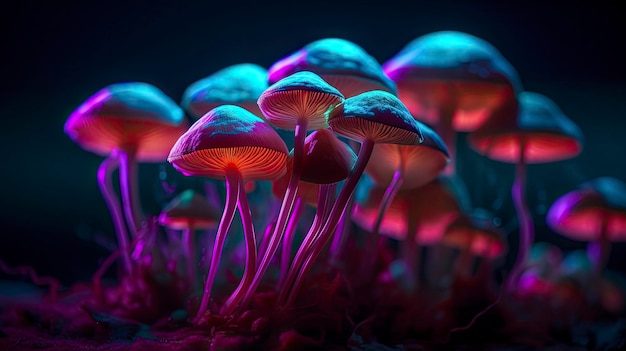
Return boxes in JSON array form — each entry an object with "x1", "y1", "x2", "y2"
[{"x1": 328, "y1": 90, "x2": 423, "y2": 145}]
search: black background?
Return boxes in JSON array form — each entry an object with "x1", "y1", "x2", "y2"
[{"x1": 1, "y1": 1, "x2": 625, "y2": 284}]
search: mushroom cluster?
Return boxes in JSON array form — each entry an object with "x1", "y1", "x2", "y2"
[{"x1": 3, "y1": 32, "x2": 624, "y2": 351}]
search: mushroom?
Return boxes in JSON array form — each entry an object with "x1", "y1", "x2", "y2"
[
  {"x1": 547, "y1": 177, "x2": 626, "y2": 274},
  {"x1": 158, "y1": 190, "x2": 220, "y2": 290},
  {"x1": 65, "y1": 82, "x2": 188, "y2": 273},
  {"x1": 383, "y1": 30, "x2": 522, "y2": 176},
  {"x1": 279, "y1": 90, "x2": 423, "y2": 306},
  {"x1": 268, "y1": 38, "x2": 396, "y2": 98},
  {"x1": 181, "y1": 63, "x2": 268, "y2": 120},
  {"x1": 244, "y1": 71, "x2": 344, "y2": 307},
  {"x1": 168, "y1": 105, "x2": 288, "y2": 318},
  {"x1": 468, "y1": 92, "x2": 584, "y2": 290}
]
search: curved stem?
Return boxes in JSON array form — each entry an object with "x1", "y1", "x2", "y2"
[
  {"x1": 278, "y1": 196, "x2": 305, "y2": 287},
  {"x1": 220, "y1": 173, "x2": 257, "y2": 315},
  {"x1": 118, "y1": 149, "x2": 144, "y2": 238},
  {"x1": 330, "y1": 188, "x2": 352, "y2": 261},
  {"x1": 195, "y1": 168, "x2": 240, "y2": 321},
  {"x1": 183, "y1": 225, "x2": 197, "y2": 291},
  {"x1": 97, "y1": 154, "x2": 132, "y2": 274},
  {"x1": 257, "y1": 221, "x2": 276, "y2": 267},
  {"x1": 281, "y1": 139, "x2": 375, "y2": 307},
  {"x1": 240, "y1": 119, "x2": 307, "y2": 307},
  {"x1": 279, "y1": 183, "x2": 334, "y2": 296},
  {"x1": 506, "y1": 141, "x2": 533, "y2": 291}
]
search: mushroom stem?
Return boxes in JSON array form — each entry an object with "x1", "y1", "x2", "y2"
[
  {"x1": 118, "y1": 149, "x2": 144, "y2": 238},
  {"x1": 97, "y1": 154, "x2": 133, "y2": 274},
  {"x1": 278, "y1": 196, "x2": 305, "y2": 288},
  {"x1": 241, "y1": 119, "x2": 307, "y2": 306},
  {"x1": 506, "y1": 141, "x2": 533, "y2": 291},
  {"x1": 279, "y1": 183, "x2": 335, "y2": 294},
  {"x1": 182, "y1": 225, "x2": 197, "y2": 290},
  {"x1": 220, "y1": 175, "x2": 257, "y2": 315},
  {"x1": 588, "y1": 213, "x2": 611, "y2": 274},
  {"x1": 281, "y1": 139, "x2": 375, "y2": 307},
  {"x1": 329, "y1": 193, "x2": 352, "y2": 261},
  {"x1": 195, "y1": 167, "x2": 240, "y2": 321},
  {"x1": 258, "y1": 221, "x2": 276, "y2": 267}
]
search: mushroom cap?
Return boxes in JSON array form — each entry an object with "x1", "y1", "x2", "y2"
[
  {"x1": 158, "y1": 190, "x2": 220, "y2": 230},
  {"x1": 352, "y1": 176, "x2": 461, "y2": 244},
  {"x1": 365, "y1": 121, "x2": 449, "y2": 189},
  {"x1": 328, "y1": 90, "x2": 423, "y2": 145},
  {"x1": 468, "y1": 92, "x2": 584, "y2": 164},
  {"x1": 547, "y1": 177, "x2": 626, "y2": 242},
  {"x1": 258, "y1": 71, "x2": 344, "y2": 130},
  {"x1": 64, "y1": 82, "x2": 188, "y2": 162},
  {"x1": 383, "y1": 31, "x2": 522, "y2": 131},
  {"x1": 181, "y1": 63, "x2": 268, "y2": 120},
  {"x1": 168, "y1": 105, "x2": 288, "y2": 180},
  {"x1": 268, "y1": 38, "x2": 396, "y2": 98},
  {"x1": 299, "y1": 129, "x2": 357, "y2": 184},
  {"x1": 441, "y1": 213, "x2": 507, "y2": 259}
]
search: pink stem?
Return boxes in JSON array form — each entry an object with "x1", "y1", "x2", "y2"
[
  {"x1": 220, "y1": 174, "x2": 257, "y2": 315},
  {"x1": 240, "y1": 120, "x2": 307, "y2": 307},
  {"x1": 506, "y1": 141, "x2": 532, "y2": 291},
  {"x1": 195, "y1": 168, "x2": 240, "y2": 321},
  {"x1": 588, "y1": 212, "x2": 611, "y2": 274},
  {"x1": 329, "y1": 191, "x2": 352, "y2": 260},
  {"x1": 281, "y1": 139, "x2": 375, "y2": 307},
  {"x1": 257, "y1": 221, "x2": 276, "y2": 267},
  {"x1": 278, "y1": 183, "x2": 334, "y2": 295},
  {"x1": 118, "y1": 149, "x2": 143, "y2": 238},
  {"x1": 278, "y1": 196, "x2": 305, "y2": 287},
  {"x1": 183, "y1": 225, "x2": 197, "y2": 290},
  {"x1": 97, "y1": 154, "x2": 133, "y2": 274}
]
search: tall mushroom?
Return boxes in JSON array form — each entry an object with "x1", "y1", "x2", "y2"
[
  {"x1": 243, "y1": 71, "x2": 344, "y2": 307},
  {"x1": 383, "y1": 30, "x2": 522, "y2": 176},
  {"x1": 547, "y1": 177, "x2": 626, "y2": 274},
  {"x1": 168, "y1": 105, "x2": 288, "y2": 318},
  {"x1": 65, "y1": 82, "x2": 188, "y2": 273},
  {"x1": 468, "y1": 92, "x2": 584, "y2": 290},
  {"x1": 279, "y1": 90, "x2": 424, "y2": 306}
]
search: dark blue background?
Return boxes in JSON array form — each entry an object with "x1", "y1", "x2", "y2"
[{"x1": 1, "y1": 1, "x2": 625, "y2": 283}]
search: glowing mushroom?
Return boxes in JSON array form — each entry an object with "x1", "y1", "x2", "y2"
[
  {"x1": 168, "y1": 105, "x2": 288, "y2": 318},
  {"x1": 547, "y1": 177, "x2": 626, "y2": 274},
  {"x1": 279, "y1": 90, "x2": 423, "y2": 306},
  {"x1": 383, "y1": 30, "x2": 522, "y2": 175},
  {"x1": 65, "y1": 82, "x2": 188, "y2": 273},
  {"x1": 468, "y1": 91, "x2": 584, "y2": 290},
  {"x1": 158, "y1": 190, "x2": 220, "y2": 290},
  {"x1": 244, "y1": 71, "x2": 344, "y2": 307},
  {"x1": 268, "y1": 38, "x2": 396, "y2": 98},
  {"x1": 181, "y1": 63, "x2": 268, "y2": 120}
]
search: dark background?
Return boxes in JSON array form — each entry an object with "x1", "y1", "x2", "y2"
[{"x1": 1, "y1": 1, "x2": 625, "y2": 284}]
